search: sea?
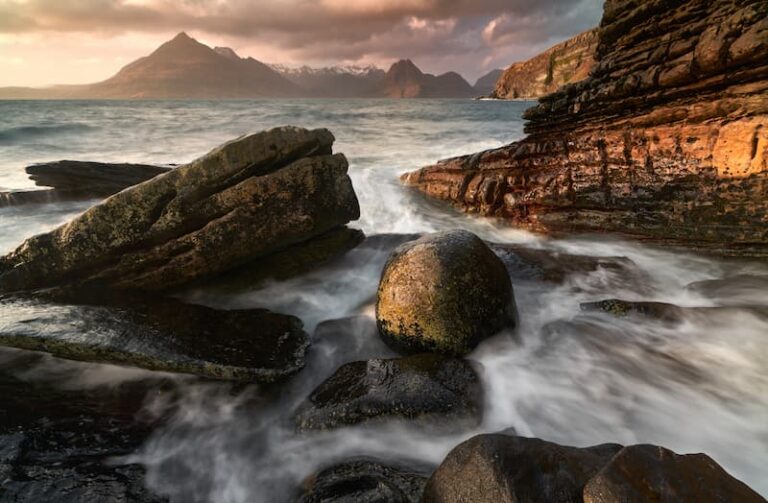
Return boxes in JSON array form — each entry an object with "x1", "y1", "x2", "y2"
[{"x1": 0, "y1": 99, "x2": 766, "y2": 500}]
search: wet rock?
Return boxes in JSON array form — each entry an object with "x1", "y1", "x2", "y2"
[
  {"x1": 376, "y1": 230, "x2": 516, "y2": 356},
  {"x1": 580, "y1": 299, "x2": 685, "y2": 323},
  {"x1": 0, "y1": 291, "x2": 309, "y2": 382},
  {"x1": 583, "y1": 444, "x2": 765, "y2": 503},
  {"x1": 489, "y1": 243, "x2": 644, "y2": 284},
  {"x1": 0, "y1": 161, "x2": 170, "y2": 208},
  {"x1": 293, "y1": 354, "x2": 483, "y2": 432},
  {"x1": 26, "y1": 160, "x2": 171, "y2": 193},
  {"x1": 298, "y1": 458, "x2": 429, "y2": 503},
  {"x1": 581, "y1": 298, "x2": 768, "y2": 324},
  {"x1": 423, "y1": 434, "x2": 622, "y2": 503},
  {"x1": 0, "y1": 417, "x2": 165, "y2": 503},
  {"x1": 0, "y1": 126, "x2": 360, "y2": 292},
  {"x1": 686, "y1": 275, "x2": 768, "y2": 305},
  {"x1": 0, "y1": 366, "x2": 166, "y2": 502},
  {"x1": 197, "y1": 227, "x2": 365, "y2": 294},
  {"x1": 0, "y1": 189, "x2": 94, "y2": 208}
]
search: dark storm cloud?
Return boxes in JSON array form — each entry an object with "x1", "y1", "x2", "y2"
[{"x1": 0, "y1": 0, "x2": 604, "y2": 79}]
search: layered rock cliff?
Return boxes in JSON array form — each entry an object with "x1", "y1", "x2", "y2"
[
  {"x1": 403, "y1": 0, "x2": 768, "y2": 255},
  {"x1": 490, "y1": 28, "x2": 598, "y2": 99}
]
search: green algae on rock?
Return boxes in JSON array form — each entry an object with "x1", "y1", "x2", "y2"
[
  {"x1": 0, "y1": 126, "x2": 360, "y2": 292},
  {"x1": 376, "y1": 230, "x2": 516, "y2": 356}
]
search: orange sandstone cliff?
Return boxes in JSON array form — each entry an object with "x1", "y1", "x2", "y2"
[
  {"x1": 491, "y1": 28, "x2": 598, "y2": 99},
  {"x1": 403, "y1": 0, "x2": 768, "y2": 255}
]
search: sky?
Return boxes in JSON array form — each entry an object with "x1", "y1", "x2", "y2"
[{"x1": 0, "y1": 0, "x2": 603, "y2": 87}]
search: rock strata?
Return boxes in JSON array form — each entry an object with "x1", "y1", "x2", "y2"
[
  {"x1": 293, "y1": 354, "x2": 483, "y2": 432},
  {"x1": 376, "y1": 230, "x2": 516, "y2": 356},
  {"x1": 0, "y1": 126, "x2": 360, "y2": 292},
  {"x1": 491, "y1": 29, "x2": 598, "y2": 99},
  {"x1": 403, "y1": 0, "x2": 768, "y2": 255}
]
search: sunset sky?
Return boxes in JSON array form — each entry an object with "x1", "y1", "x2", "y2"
[{"x1": 0, "y1": 0, "x2": 603, "y2": 87}]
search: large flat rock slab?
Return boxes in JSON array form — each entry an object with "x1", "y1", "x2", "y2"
[
  {"x1": 0, "y1": 126, "x2": 360, "y2": 292},
  {"x1": 0, "y1": 161, "x2": 171, "y2": 208},
  {"x1": 0, "y1": 293, "x2": 309, "y2": 382}
]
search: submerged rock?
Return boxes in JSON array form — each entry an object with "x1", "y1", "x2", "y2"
[
  {"x1": 581, "y1": 298, "x2": 768, "y2": 324},
  {"x1": 0, "y1": 161, "x2": 170, "y2": 208},
  {"x1": 298, "y1": 458, "x2": 429, "y2": 503},
  {"x1": 0, "y1": 292, "x2": 309, "y2": 382},
  {"x1": 423, "y1": 434, "x2": 621, "y2": 503},
  {"x1": 293, "y1": 354, "x2": 483, "y2": 432},
  {"x1": 490, "y1": 243, "x2": 646, "y2": 285},
  {"x1": 583, "y1": 444, "x2": 765, "y2": 503},
  {"x1": 425, "y1": 433, "x2": 765, "y2": 503},
  {"x1": 376, "y1": 230, "x2": 516, "y2": 356},
  {"x1": 0, "y1": 126, "x2": 360, "y2": 292},
  {"x1": 580, "y1": 299, "x2": 686, "y2": 323}
]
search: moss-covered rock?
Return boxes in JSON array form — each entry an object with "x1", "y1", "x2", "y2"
[
  {"x1": 0, "y1": 126, "x2": 360, "y2": 292},
  {"x1": 376, "y1": 230, "x2": 516, "y2": 356}
]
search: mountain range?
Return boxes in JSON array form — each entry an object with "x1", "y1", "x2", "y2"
[{"x1": 0, "y1": 33, "x2": 492, "y2": 99}]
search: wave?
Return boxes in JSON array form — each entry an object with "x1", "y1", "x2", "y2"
[{"x1": 0, "y1": 123, "x2": 95, "y2": 145}]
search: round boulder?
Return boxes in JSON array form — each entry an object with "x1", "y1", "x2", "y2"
[{"x1": 376, "y1": 230, "x2": 515, "y2": 356}]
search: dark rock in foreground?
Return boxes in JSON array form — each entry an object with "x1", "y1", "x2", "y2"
[
  {"x1": 294, "y1": 354, "x2": 483, "y2": 432},
  {"x1": 0, "y1": 358, "x2": 167, "y2": 502},
  {"x1": 424, "y1": 433, "x2": 765, "y2": 503},
  {"x1": 0, "y1": 292, "x2": 309, "y2": 382},
  {"x1": 0, "y1": 418, "x2": 165, "y2": 503},
  {"x1": 424, "y1": 434, "x2": 621, "y2": 503},
  {"x1": 376, "y1": 230, "x2": 516, "y2": 356},
  {"x1": 298, "y1": 458, "x2": 429, "y2": 503},
  {"x1": 583, "y1": 444, "x2": 765, "y2": 503},
  {"x1": 0, "y1": 126, "x2": 360, "y2": 292}
]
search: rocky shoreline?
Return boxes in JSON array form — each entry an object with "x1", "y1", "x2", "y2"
[
  {"x1": 0, "y1": 1, "x2": 766, "y2": 499},
  {"x1": 402, "y1": 0, "x2": 768, "y2": 256}
]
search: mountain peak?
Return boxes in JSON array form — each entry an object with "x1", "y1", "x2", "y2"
[
  {"x1": 390, "y1": 59, "x2": 420, "y2": 71},
  {"x1": 214, "y1": 47, "x2": 241, "y2": 60},
  {"x1": 171, "y1": 32, "x2": 193, "y2": 42}
]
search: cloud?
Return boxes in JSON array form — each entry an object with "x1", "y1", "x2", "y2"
[{"x1": 0, "y1": 0, "x2": 604, "y2": 82}]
